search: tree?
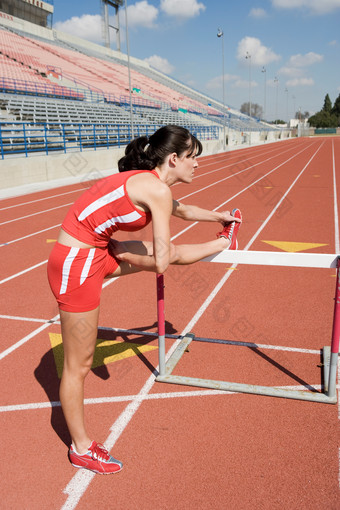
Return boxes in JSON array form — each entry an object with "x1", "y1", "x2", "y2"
[
  {"x1": 240, "y1": 102, "x2": 263, "y2": 119},
  {"x1": 295, "y1": 111, "x2": 309, "y2": 120},
  {"x1": 331, "y1": 93, "x2": 340, "y2": 126},
  {"x1": 308, "y1": 93, "x2": 338, "y2": 128},
  {"x1": 322, "y1": 93, "x2": 332, "y2": 113},
  {"x1": 308, "y1": 110, "x2": 338, "y2": 128}
]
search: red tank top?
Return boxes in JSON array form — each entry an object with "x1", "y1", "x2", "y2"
[{"x1": 61, "y1": 169, "x2": 159, "y2": 247}]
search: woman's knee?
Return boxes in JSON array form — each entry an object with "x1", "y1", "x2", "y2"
[{"x1": 63, "y1": 352, "x2": 94, "y2": 379}]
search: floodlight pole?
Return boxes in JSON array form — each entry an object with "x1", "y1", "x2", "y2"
[
  {"x1": 262, "y1": 66, "x2": 266, "y2": 120},
  {"x1": 245, "y1": 52, "x2": 251, "y2": 117},
  {"x1": 274, "y1": 76, "x2": 279, "y2": 123},
  {"x1": 102, "y1": 1, "x2": 123, "y2": 51},
  {"x1": 124, "y1": 0, "x2": 134, "y2": 139},
  {"x1": 217, "y1": 28, "x2": 226, "y2": 151}
]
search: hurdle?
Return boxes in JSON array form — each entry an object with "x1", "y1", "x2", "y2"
[{"x1": 155, "y1": 251, "x2": 339, "y2": 404}]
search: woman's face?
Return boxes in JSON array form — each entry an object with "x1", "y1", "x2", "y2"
[{"x1": 175, "y1": 147, "x2": 199, "y2": 184}]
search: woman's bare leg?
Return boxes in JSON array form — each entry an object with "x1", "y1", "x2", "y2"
[
  {"x1": 170, "y1": 237, "x2": 229, "y2": 265},
  {"x1": 59, "y1": 306, "x2": 100, "y2": 454},
  {"x1": 106, "y1": 237, "x2": 229, "y2": 278}
]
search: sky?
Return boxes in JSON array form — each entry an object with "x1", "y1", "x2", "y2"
[{"x1": 52, "y1": 0, "x2": 340, "y2": 121}]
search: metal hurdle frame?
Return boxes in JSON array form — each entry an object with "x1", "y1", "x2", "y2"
[{"x1": 155, "y1": 251, "x2": 340, "y2": 404}]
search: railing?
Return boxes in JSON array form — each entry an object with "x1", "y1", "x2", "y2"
[
  {"x1": 0, "y1": 121, "x2": 220, "y2": 159},
  {"x1": 0, "y1": 77, "x2": 84, "y2": 101},
  {"x1": 0, "y1": 77, "x2": 171, "y2": 110}
]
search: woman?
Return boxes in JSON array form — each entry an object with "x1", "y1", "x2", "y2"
[{"x1": 47, "y1": 125, "x2": 242, "y2": 475}]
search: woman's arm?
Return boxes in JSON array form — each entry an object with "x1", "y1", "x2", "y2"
[
  {"x1": 172, "y1": 200, "x2": 241, "y2": 225},
  {"x1": 111, "y1": 176, "x2": 173, "y2": 274}
]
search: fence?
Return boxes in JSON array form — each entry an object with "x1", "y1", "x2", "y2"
[{"x1": 0, "y1": 121, "x2": 220, "y2": 159}]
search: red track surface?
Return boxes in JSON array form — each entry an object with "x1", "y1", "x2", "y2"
[{"x1": 0, "y1": 137, "x2": 339, "y2": 509}]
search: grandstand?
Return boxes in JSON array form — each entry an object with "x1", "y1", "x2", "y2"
[{"x1": 0, "y1": 4, "x2": 290, "y2": 194}]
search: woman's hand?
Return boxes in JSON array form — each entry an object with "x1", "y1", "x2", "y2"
[{"x1": 219, "y1": 210, "x2": 242, "y2": 225}]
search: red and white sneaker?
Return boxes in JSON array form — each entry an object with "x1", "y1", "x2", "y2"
[
  {"x1": 69, "y1": 441, "x2": 123, "y2": 475},
  {"x1": 217, "y1": 208, "x2": 242, "y2": 250}
]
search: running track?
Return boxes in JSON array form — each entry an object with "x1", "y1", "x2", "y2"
[{"x1": 0, "y1": 137, "x2": 339, "y2": 509}]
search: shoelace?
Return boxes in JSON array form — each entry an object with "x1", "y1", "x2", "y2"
[
  {"x1": 217, "y1": 220, "x2": 235, "y2": 239},
  {"x1": 91, "y1": 442, "x2": 111, "y2": 462}
]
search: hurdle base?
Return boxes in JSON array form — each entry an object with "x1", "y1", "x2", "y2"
[
  {"x1": 322, "y1": 346, "x2": 331, "y2": 394},
  {"x1": 155, "y1": 336, "x2": 337, "y2": 405}
]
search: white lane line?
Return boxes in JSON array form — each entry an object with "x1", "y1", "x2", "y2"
[
  {"x1": 0, "y1": 224, "x2": 61, "y2": 247},
  {"x1": 0, "y1": 315, "x2": 322, "y2": 354},
  {"x1": 0, "y1": 314, "x2": 53, "y2": 323},
  {"x1": 0, "y1": 260, "x2": 47, "y2": 285},
  {"x1": 1, "y1": 144, "x2": 311, "y2": 285},
  {"x1": 61, "y1": 141, "x2": 324, "y2": 510},
  {"x1": 177, "y1": 139, "x2": 314, "y2": 202},
  {"x1": 181, "y1": 141, "x2": 324, "y2": 337},
  {"x1": 190, "y1": 142, "x2": 296, "y2": 181},
  {"x1": 0, "y1": 202, "x2": 73, "y2": 226},
  {"x1": 0, "y1": 187, "x2": 88, "y2": 211},
  {"x1": 0, "y1": 140, "x2": 323, "y2": 365},
  {"x1": 0, "y1": 313, "x2": 60, "y2": 361},
  {"x1": 171, "y1": 139, "x2": 314, "y2": 240},
  {"x1": 2, "y1": 383, "x2": 338, "y2": 414},
  {"x1": 1, "y1": 141, "x2": 305, "y2": 235}
]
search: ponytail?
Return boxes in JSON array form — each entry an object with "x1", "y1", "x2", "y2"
[
  {"x1": 118, "y1": 136, "x2": 155, "y2": 172},
  {"x1": 118, "y1": 125, "x2": 202, "y2": 172}
]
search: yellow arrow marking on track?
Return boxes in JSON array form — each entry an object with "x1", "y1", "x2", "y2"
[
  {"x1": 49, "y1": 333, "x2": 158, "y2": 378},
  {"x1": 46, "y1": 239, "x2": 57, "y2": 243},
  {"x1": 262, "y1": 241, "x2": 328, "y2": 253}
]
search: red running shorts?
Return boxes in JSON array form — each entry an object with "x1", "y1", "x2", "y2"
[{"x1": 47, "y1": 242, "x2": 119, "y2": 312}]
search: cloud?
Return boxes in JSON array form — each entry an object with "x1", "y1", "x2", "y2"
[
  {"x1": 237, "y1": 37, "x2": 280, "y2": 66},
  {"x1": 206, "y1": 74, "x2": 257, "y2": 90},
  {"x1": 278, "y1": 51, "x2": 323, "y2": 86},
  {"x1": 54, "y1": 3, "x2": 159, "y2": 44},
  {"x1": 144, "y1": 55, "x2": 175, "y2": 74},
  {"x1": 205, "y1": 74, "x2": 240, "y2": 90},
  {"x1": 279, "y1": 67, "x2": 304, "y2": 77},
  {"x1": 271, "y1": 0, "x2": 340, "y2": 15},
  {"x1": 233, "y1": 79, "x2": 258, "y2": 89},
  {"x1": 54, "y1": 15, "x2": 103, "y2": 43},
  {"x1": 287, "y1": 52, "x2": 323, "y2": 67},
  {"x1": 286, "y1": 78, "x2": 314, "y2": 87},
  {"x1": 249, "y1": 8, "x2": 268, "y2": 18},
  {"x1": 160, "y1": 0, "x2": 206, "y2": 19},
  {"x1": 127, "y1": 1, "x2": 158, "y2": 28}
]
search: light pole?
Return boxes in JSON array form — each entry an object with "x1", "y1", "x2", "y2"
[
  {"x1": 285, "y1": 87, "x2": 288, "y2": 124},
  {"x1": 124, "y1": 0, "x2": 134, "y2": 139},
  {"x1": 245, "y1": 52, "x2": 251, "y2": 117},
  {"x1": 274, "y1": 76, "x2": 278, "y2": 123},
  {"x1": 217, "y1": 28, "x2": 226, "y2": 151},
  {"x1": 261, "y1": 66, "x2": 266, "y2": 120}
]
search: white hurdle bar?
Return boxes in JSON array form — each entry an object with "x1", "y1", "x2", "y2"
[{"x1": 156, "y1": 251, "x2": 339, "y2": 404}]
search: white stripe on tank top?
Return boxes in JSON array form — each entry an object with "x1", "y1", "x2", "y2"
[
  {"x1": 94, "y1": 210, "x2": 142, "y2": 234},
  {"x1": 77, "y1": 185, "x2": 125, "y2": 221}
]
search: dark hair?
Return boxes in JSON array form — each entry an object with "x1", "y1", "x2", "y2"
[{"x1": 118, "y1": 125, "x2": 202, "y2": 172}]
